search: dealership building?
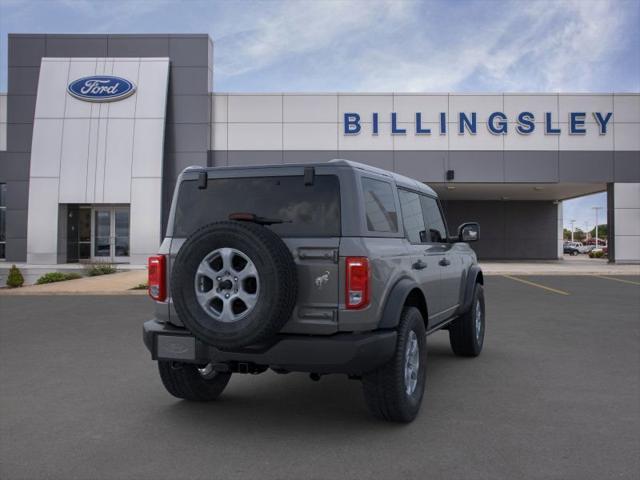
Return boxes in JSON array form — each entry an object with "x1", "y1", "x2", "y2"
[{"x1": 0, "y1": 33, "x2": 638, "y2": 265}]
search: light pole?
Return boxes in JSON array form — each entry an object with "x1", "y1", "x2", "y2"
[
  {"x1": 570, "y1": 219, "x2": 576, "y2": 242},
  {"x1": 592, "y1": 206, "x2": 603, "y2": 247}
]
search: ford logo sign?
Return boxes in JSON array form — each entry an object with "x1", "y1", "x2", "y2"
[{"x1": 67, "y1": 76, "x2": 136, "y2": 102}]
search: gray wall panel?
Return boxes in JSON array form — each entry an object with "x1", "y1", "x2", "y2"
[
  {"x1": 5, "y1": 237, "x2": 26, "y2": 260},
  {"x1": 7, "y1": 67, "x2": 40, "y2": 95},
  {"x1": 5, "y1": 180, "x2": 29, "y2": 210},
  {"x1": 559, "y1": 151, "x2": 614, "y2": 182},
  {"x1": 8, "y1": 35, "x2": 45, "y2": 67},
  {"x1": 449, "y1": 151, "x2": 504, "y2": 182},
  {"x1": 165, "y1": 123, "x2": 210, "y2": 153},
  {"x1": 6, "y1": 124, "x2": 33, "y2": 153},
  {"x1": 614, "y1": 151, "x2": 640, "y2": 182},
  {"x1": 210, "y1": 150, "x2": 228, "y2": 167},
  {"x1": 505, "y1": 150, "x2": 559, "y2": 182},
  {"x1": 283, "y1": 150, "x2": 338, "y2": 164},
  {"x1": 169, "y1": 36, "x2": 211, "y2": 67},
  {"x1": 169, "y1": 67, "x2": 210, "y2": 95},
  {"x1": 107, "y1": 35, "x2": 170, "y2": 57},
  {"x1": 45, "y1": 35, "x2": 108, "y2": 57},
  {"x1": 1, "y1": 153, "x2": 30, "y2": 181},
  {"x1": 442, "y1": 200, "x2": 558, "y2": 259},
  {"x1": 6, "y1": 95, "x2": 36, "y2": 124},
  {"x1": 227, "y1": 150, "x2": 284, "y2": 166},
  {"x1": 394, "y1": 151, "x2": 447, "y2": 182},
  {"x1": 167, "y1": 95, "x2": 210, "y2": 124},
  {"x1": 5, "y1": 208, "x2": 28, "y2": 240},
  {"x1": 338, "y1": 151, "x2": 393, "y2": 171}
]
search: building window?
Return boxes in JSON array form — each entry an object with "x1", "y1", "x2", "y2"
[{"x1": 0, "y1": 183, "x2": 6, "y2": 259}]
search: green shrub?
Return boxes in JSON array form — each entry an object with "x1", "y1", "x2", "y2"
[
  {"x1": 589, "y1": 250, "x2": 605, "y2": 259},
  {"x1": 6, "y1": 265, "x2": 25, "y2": 288},
  {"x1": 132, "y1": 282, "x2": 148, "y2": 290},
  {"x1": 36, "y1": 272, "x2": 83, "y2": 284},
  {"x1": 85, "y1": 263, "x2": 117, "y2": 276}
]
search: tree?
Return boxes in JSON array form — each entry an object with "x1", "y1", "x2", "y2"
[{"x1": 589, "y1": 224, "x2": 607, "y2": 239}]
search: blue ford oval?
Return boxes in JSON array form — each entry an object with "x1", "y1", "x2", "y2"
[{"x1": 67, "y1": 76, "x2": 136, "y2": 102}]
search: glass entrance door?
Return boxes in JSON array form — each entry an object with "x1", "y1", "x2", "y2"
[{"x1": 92, "y1": 206, "x2": 130, "y2": 263}]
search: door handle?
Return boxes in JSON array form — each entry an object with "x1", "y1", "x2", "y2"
[
  {"x1": 439, "y1": 258, "x2": 451, "y2": 267},
  {"x1": 412, "y1": 260, "x2": 427, "y2": 270}
]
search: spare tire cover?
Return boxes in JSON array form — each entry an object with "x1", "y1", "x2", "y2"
[{"x1": 171, "y1": 221, "x2": 298, "y2": 349}]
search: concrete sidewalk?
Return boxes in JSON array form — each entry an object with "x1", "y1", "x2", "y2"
[
  {"x1": 0, "y1": 270, "x2": 147, "y2": 295},
  {"x1": 1, "y1": 257, "x2": 638, "y2": 295},
  {"x1": 480, "y1": 257, "x2": 640, "y2": 276}
]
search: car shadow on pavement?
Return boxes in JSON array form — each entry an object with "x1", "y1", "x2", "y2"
[{"x1": 149, "y1": 337, "x2": 460, "y2": 434}]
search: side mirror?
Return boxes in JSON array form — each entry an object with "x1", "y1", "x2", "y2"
[{"x1": 458, "y1": 222, "x2": 480, "y2": 242}]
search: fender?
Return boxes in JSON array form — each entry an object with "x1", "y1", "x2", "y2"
[
  {"x1": 377, "y1": 277, "x2": 422, "y2": 330},
  {"x1": 457, "y1": 265, "x2": 483, "y2": 315}
]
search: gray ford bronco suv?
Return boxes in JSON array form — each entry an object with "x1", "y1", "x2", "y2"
[{"x1": 143, "y1": 160, "x2": 484, "y2": 422}]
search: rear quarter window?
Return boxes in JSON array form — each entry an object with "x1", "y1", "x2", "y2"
[
  {"x1": 361, "y1": 177, "x2": 398, "y2": 233},
  {"x1": 173, "y1": 175, "x2": 341, "y2": 237}
]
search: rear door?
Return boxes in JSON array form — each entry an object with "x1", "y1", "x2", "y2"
[
  {"x1": 421, "y1": 195, "x2": 461, "y2": 318},
  {"x1": 398, "y1": 189, "x2": 444, "y2": 322}
]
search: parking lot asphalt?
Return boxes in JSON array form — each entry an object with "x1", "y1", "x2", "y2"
[{"x1": 1, "y1": 275, "x2": 639, "y2": 480}]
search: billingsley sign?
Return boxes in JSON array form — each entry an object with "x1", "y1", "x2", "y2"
[
  {"x1": 68, "y1": 76, "x2": 136, "y2": 102},
  {"x1": 343, "y1": 111, "x2": 613, "y2": 136}
]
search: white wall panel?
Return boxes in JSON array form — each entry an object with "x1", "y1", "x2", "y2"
[
  {"x1": 65, "y1": 60, "x2": 97, "y2": 118},
  {"x1": 0, "y1": 94, "x2": 7, "y2": 122},
  {"x1": 283, "y1": 123, "x2": 338, "y2": 150},
  {"x1": 136, "y1": 60, "x2": 170, "y2": 118},
  {"x1": 559, "y1": 123, "x2": 614, "y2": 150},
  {"x1": 283, "y1": 94, "x2": 337, "y2": 123},
  {"x1": 338, "y1": 95, "x2": 393, "y2": 123},
  {"x1": 93, "y1": 118, "x2": 109, "y2": 201},
  {"x1": 212, "y1": 94, "x2": 228, "y2": 123},
  {"x1": 85, "y1": 118, "x2": 100, "y2": 202},
  {"x1": 132, "y1": 119, "x2": 165, "y2": 177},
  {"x1": 0, "y1": 123, "x2": 6, "y2": 151},
  {"x1": 30, "y1": 119, "x2": 64, "y2": 177},
  {"x1": 228, "y1": 123, "x2": 283, "y2": 150},
  {"x1": 504, "y1": 128, "x2": 559, "y2": 150},
  {"x1": 130, "y1": 177, "x2": 162, "y2": 261},
  {"x1": 504, "y1": 94, "x2": 558, "y2": 122},
  {"x1": 615, "y1": 209, "x2": 640, "y2": 236},
  {"x1": 58, "y1": 119, "x2": 91, "y2": 203},
  {"x1": 211, "y1": 123, "x2": 227, "y2": 151},
  {"x1": 614, "y1": 123, "x2": 640, "y2": 150},
  {"x1": 103, "y1": 119, "x2": 134, "y2": 203},
  {"x1": 614, "y1": 183, "x2": 640, "y2": 208},
  {"x1": 35, "y1": 59, "x2": 70, "y2": 118},
  {"x1": 394, "y1": 123, "x2": 448, "y2": 150},
  {"x1": 613, "y1": 94, "x2": 640, "y2": 123},
  {"x1": 107, "y1": 60, "x2": 140, "y2": 118},
  {"x1": 450, "y1": 94, "x2": 502, "y2": 120},
  {"x1": 338, "y1": 122, "x2": 393, "y2": 150},
  {"x1": 448, "y1": 124, "x2": 504, "y2": 150},
  {"x1": 394, "y1": 95, "x2": 448, "y2": 124},
  {"x1": 228, "y1": 95, "x2": 282, "y2": 123},
  {"x1": 559, "y1": 95, "x2": 613, "y2": 124},
  {"x1": 26, "y1": 177, "x2": 60, "y2": 262}
]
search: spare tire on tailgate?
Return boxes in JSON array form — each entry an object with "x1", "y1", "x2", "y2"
[{"x1": 171, "y1": 221, "x2": 298, "y2": 350}]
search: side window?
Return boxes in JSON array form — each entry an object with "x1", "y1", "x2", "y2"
[
  {"x1": 398, "y1": 189, "x2": 426, "y2": 243},
  {"x1": 420, "y1": 195, "x2": 448, "y2": 243},
  {"x1": 361, "y1": 178, "x2": 398, "y2": 233}
]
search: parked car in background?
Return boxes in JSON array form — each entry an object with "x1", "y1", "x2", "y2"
[{"x1": 564, "y1": 242, "x2": 582, "y2": 256}]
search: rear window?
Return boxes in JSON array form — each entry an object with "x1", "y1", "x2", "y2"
[{"x1": 173, "y1": 175, "x2": 341, "y2": 237}]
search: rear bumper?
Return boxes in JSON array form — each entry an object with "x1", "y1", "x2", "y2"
[{"x1": 143, "y1": 319, "x2": 397, "y2": 375}]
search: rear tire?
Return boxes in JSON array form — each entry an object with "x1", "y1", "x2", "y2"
[
  {"x1": 362, "y1": 307, "x2": 427, "y2": 423},
  {"x1": 449, "y1": 283, "x2": 485, "y2": 357},
  {"x1": 158, "y1": 361, "x2": 231, "y2": 401}
]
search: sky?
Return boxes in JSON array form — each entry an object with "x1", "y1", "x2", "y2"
[{"x1": 1, "y1": 0, "x2": 638, "y2": 228}]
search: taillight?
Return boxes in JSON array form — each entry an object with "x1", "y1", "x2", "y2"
[
  {"x1": 148, "y1": 255, "x2": 166, "y2": 301},
  {"x1": 345, "y1": 257, "x2": 369, "y2": 309}
]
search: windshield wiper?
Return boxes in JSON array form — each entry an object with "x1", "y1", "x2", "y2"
[{"x1": 228, "y1": 212, "x2": 291, "y2": 226}]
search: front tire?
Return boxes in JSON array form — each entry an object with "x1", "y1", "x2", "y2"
[
  {"x1": 449, "y1": 283, "x2": 485, "y2": 357},
  {"x1": 362, "y1": 307, "x2": 427, "y2": 423},
  {"x1": 158, "y1": 361, "x2": 231, "y2": 401}
]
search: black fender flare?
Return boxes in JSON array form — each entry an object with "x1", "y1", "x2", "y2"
[
  {"x1": 457, "y1": 265, "x2": 483, "y2": 315},
  {"x1": 377, "y1": 278, "x2": 423, "y2": 330}
]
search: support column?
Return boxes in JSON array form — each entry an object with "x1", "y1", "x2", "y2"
[
  {"x1": 557, "y1": 201, "x2": 564, "y2": 259},
  {"x1": 609, "y1": 183, "x2": 640, "y2": 264}
]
